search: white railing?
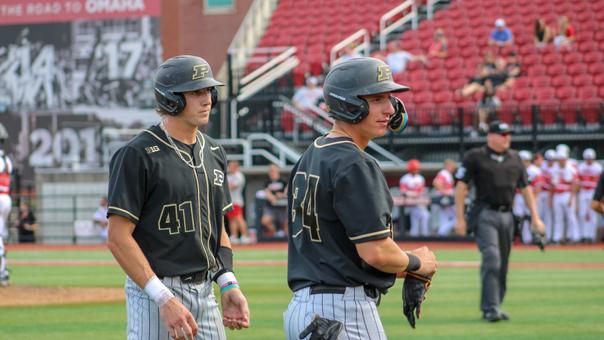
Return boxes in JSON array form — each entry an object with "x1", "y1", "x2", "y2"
[
  {"x1": 379, "y1": 0, "x2": 418, "y2": 50},
  {"x1": 427, "y1": 0, "x2": 448, "y2": 20},
  {"x1": 330, "y1": 29, "x2": 370, "y2": 65},
  {"x1": 220, "y1": 0, "x2": 279, "y2": 82},
  {"x1": 246, "y1": 133, "x2": 301, "y2": 167}
]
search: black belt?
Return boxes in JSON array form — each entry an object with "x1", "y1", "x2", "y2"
[
  {"x1": 309, "y1": 284, "x2": 380, "y2": 299},
  {"x1": 485, "y1": 204, "x2": 512, "y2": 212},
  {"x1": 158, "y1": 270, "x2": 207, "y2": 284}
]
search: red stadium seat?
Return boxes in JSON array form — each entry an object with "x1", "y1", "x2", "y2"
[
  {"x1": 546, "y1": 64, "x2": 566, "y2": 77},
  {"x1": 551, "y1": 75, "x2": 572, "y2": 88},
  {"x1": 567, "y1": 63, "x2": 587, "y2": 76},
  {"x1": 413, "y1": 91, "x2": 433, "y2": 104},
  {"x1": 562, "y1": 53, "x2": 582, "y2": 64},
  {"x1": 522, "y1": 54, "x2": 541, "y2": 66},
  {"x1": 592, "y1": 74, "x2": 604, "y2": 87},
  {"x1": 427, "y1": 69, "x2": 447, "y2": 82},
  {"x1": 513, "y1": 88, "x2": 533, "y2": 102},
  {"x1": 583, "y1": 51, "x2": 603, "y2": 64},
  {"x1": 572, "y1": 74, "x2": 593, "y2": 87},
  {"x1": 409, "y1": 70, "x2": 427, "y2": 82},
  {"x1": 577, "y1": 86, "x2": 598, "y2": 100},
  {"x1": 530, "y1": 76, "x2": 550, "y2": 88},
  {"x1": 433, "y1": 91, "x2": 454, "y2": 104},
  {"x1": 555, "y1": 87, "x2": 576, "y2": 101},
  {"x1": 588, "y1": 63, "x2": 604, "y2": 75},
  {"x1": 528, "y1": 65, "x2": 546, "y2": 77},
  {"x1": 542, "y1": 53, "x2": 561, "y2": 66},
  {"x1": 430, "y1": 79, "x2": 451, "y2": 92},
  {"x1": 534, "y1": 88, "x2": 555, "y2": 101}
]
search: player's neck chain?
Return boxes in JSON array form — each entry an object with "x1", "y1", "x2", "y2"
[
  {"x1": 159, "y1": 120, "x2": 204, "y2": 169},
  {"x1": 328, "y1": 128, "x2": 353, "y2": 139}
]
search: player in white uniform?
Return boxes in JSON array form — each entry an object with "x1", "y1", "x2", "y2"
[
  {"x1": 0, "y1": 147, "x2": 12, "y2": 287},
  {"x1": 433, "y1": 159, "x2": 456, "y2": 236},
  {"x1": 513, "y1": 151, "x2": 543, "y2": 243},
  {"x1": 577, "y1": 149, "x2": 602, "y2": 242},
  {"x1": 400, "y1": 159, "x2": 430, "y2": 236},
  {"x1": 539, "y1": 149, "x2": 557, "y2": 241},
  {"x1": 551, "y1": 148, "x2": 580, "y2": 243}
]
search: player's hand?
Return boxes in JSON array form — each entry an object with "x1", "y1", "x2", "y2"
[
  {"x1": 454, "y1": 218, "x2": 467, "y2": 236},
  {"x1": 221, "y1": 288, "x2": 250, "y2": 330},
  {"x1": 531, "y1": 215, "x2": 545, "y2": 236},
  {"x1": 409, "y1": 246, "x2": 437, "y2": 277},
  {"x1": 159, "y1": 297, "x2": 198, "y2": 340}
]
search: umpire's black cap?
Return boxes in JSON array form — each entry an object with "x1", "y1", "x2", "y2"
[{"x1": 488, "y1": 120, "x2": 512, "y2": 134}]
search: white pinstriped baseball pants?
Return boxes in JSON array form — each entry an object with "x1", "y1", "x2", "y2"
[
  {"x1": 125, "y1": 276, "x2": 226, "y2": 340},
  {"x1": 284, "y1": 286, "x2": 386, "y2": 340}
]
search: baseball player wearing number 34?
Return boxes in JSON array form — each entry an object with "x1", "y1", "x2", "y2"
[
  {"x1": 107, "y1": 55, "x2": 249, "y2": 340},
  {"x1": 284, "y1": 57, "x2": 437, "y2": 340}
]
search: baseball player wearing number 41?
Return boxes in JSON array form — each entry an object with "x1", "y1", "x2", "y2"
[
  {"x1": 284, "y1": 57, "x2": 437, "y2": 340},
  {"x1": 107, "y1": 55, "x2": 249, "y2": 340}
]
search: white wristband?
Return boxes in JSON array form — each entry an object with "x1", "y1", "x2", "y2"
[
  {"x1": 216, "y1": 271, "x2": 237, "y2": 288},
  {"x1": 144, "y1": 276, "x2": 174, "y2": 307}
]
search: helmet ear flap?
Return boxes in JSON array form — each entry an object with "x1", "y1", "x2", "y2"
[
  {"x1": 388, "y1": 96, "x2": 409, "y2": 132},
  {"x1": 155, "y1": 85, "x2": 186, "y2": 115},
  {"x1": 210, "y1": 87, "x2": 218, "y2": 109}
]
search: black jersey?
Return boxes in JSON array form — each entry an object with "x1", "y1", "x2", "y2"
[
  {"x1": 456, "y1": 145, "x2": 528, "y2": 206},
  {"x1": 594, "y1": 173, "x2": 604, "y2": 202},
  {"x1": 287, "y1": 136, "x2": 396, "y2": 293},
  {"x1": 107, "y1": 124, "x2": 232, "y2": 277}
]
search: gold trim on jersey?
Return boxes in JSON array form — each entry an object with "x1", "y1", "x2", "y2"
[
  {"x1": 313, "y1": 136, "x2": 361, "y2": 151},
  {"x1": 348, "y1": 228, "x2": 391, "y2": 241},
  {"x1": 145, "y1": 127, "x2": 214, "y2": 268},
  {"x1": 109, "y1": 206, "x2": 139, "y2": 221}
]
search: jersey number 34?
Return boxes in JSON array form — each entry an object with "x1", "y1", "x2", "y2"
[{"x1": 290, "y1": 172, "x2": 321, "y2": 242}]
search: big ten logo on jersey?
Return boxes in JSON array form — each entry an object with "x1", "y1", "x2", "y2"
[
  {"x1": 213, "y1": 169, "x2": 224, "y2": 186},
  {"x1": 29, "y1": 127, "x2": 99, "y2": 168},
  {"x1": 145, "y1": 145, "x2": 160, "y2": 154},
  {"x1": 290, "y1": 172, "x2": 321, "y2": 242},
  {"x1": 192, "y1": 64, "x2": 209, "y2": 80}
]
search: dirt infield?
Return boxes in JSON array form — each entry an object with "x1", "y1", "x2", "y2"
[{"x1": 0, "y1": 286, "x2": 124, "y2": 307}]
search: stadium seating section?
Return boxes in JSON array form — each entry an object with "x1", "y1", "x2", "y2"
[{"x1": 256, "y1": 0, "x2": 604, "y2": 129}]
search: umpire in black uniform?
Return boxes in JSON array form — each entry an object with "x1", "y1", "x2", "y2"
[{"x1": 454, "y1": 121, "x2": 545, "y2": 322}]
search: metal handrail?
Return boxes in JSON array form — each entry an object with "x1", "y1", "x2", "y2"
[
  {"x1": 330, "y1": 29, "x2": 370, "y2": 65},
  {"x1": 379, "y1": 0, "x2": 418, "y2": 50},
  {"x1": 236, "y1": 54, "x2": 299, "y2": 102},
  {"x1": 240, "y1": 46, "x2": 297, "y2": 85},
  {"x1": 246, "y1": 133, "x2": 301, "y2": 167}
]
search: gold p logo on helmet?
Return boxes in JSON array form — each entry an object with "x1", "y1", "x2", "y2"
[
  {"x1": 192, "y1": 64, "x2": 209, "y2": 80},
  {"x1": 377, "y1": 65, "x2": 392, "y2": 82}
]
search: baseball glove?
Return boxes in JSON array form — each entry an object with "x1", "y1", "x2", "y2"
[
  {"x1": 299, "y1": 315, "x2": 343, "y2": 340},
  {"x1": 402, "y1": 272, "x2": 432, "y2": 329}
]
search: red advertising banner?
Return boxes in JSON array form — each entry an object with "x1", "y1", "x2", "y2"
[{"x1": 0, "y1": 0, "x2": 160, "y2": 25}]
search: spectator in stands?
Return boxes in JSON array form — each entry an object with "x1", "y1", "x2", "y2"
[
  {"x1": 488, "y1": 18, "x2": 514, "y2": 47},
  {"x1": 476, "y1": 79, "x2": 501, "y2": 133},
  {"x1": 260, "y1": 164, "x2": 288, "y2": 237},
  {"x1": 428, "y1": 28, "x2": 449, "y2": 59},
  {"x1": 17, "y1": 202, "x2": 37, "y2": 243},
  {"x1": 553, "y1": 16, "x2": 575, "y2": 50},
  {"x1": 336, "y1": 44, "x2": 362, "y2": 64},
  {"x1": 460, "y1": 51, "x2": 497, "y2": 97},
  {"x1": 93, "y1": 196, "x2": 109, "y2": 242},
  {"x1": 385, "y1": 40, "x2": 427, "y2": 74},
  {"x1": 534, "y1": 18, "x2": 553, "y2": 48},
  {"x1": 226, "y1": 160, "x2": 253, "y2": 245},
  {"x1": 292, "y1": 76, "x2": 323, "y2": 111},
  {"x1": 434, "y1": 159, "x2": 457, "y2": 236},
  {"x1": 399, "y1": 159, "x2": 430, "y2": 236},
  {"x1": 505, "y1": 51, "x2": 521, "y2": 80}
]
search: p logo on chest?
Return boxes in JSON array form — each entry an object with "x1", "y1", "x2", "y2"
[{"x1": 213, "y1": 169, "x2": 225, "y2": 186}]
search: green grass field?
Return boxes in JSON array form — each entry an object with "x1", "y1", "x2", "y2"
[{"x1": 1, "y1": 245, "x2": 604, "y2": 339}]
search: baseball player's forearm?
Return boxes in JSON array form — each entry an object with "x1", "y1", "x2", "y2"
[
  {"x1": 107, "y1": 215, "x2": 156, "y2": 289},
  {"x1": 356, "y1": 238, "x2": 411, "y2": 273}
]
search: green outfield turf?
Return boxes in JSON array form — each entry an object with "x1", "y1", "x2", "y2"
[{"x1": 1, "y1": 246, "x2": 604, "y2": 340}]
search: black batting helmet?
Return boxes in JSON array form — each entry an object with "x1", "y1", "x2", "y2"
[
  {"x1": 323, "y1": 57, "x2": 409, "y2": 124},
  {"x1": 154, "y1": 55, "x2": 224, "y2": 115}
]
